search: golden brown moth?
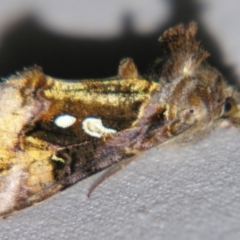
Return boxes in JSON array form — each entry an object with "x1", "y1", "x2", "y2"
[{"x1": 0, "y1": 22, "x2": 239, "y2": 217}]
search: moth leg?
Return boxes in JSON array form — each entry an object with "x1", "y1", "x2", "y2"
[{"x1": 87, "y1": 154, "x2": 140, "y2": 197}]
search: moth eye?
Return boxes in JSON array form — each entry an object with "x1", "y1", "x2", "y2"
[
  {"x1": 54, "y1": 114, "x2": 76, "y2": 128},
  {"x1": 224, "y1": 100, "x2": 232, "y2": 112},
  {"x1": 222, "y1": 97, "x2": 238, "y2": 117}
]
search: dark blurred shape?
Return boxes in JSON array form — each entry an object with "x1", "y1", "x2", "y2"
[
  {"x1": 0, "y1": 0, "x2": 238, "y2": 87},
  {"x1": 0, "y1": 15, "x2": 161, "y2": 79}
]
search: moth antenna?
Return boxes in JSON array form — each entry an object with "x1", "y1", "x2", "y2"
[{"x1": 87, "y1": 154, "x2": 140, "y2": 197}]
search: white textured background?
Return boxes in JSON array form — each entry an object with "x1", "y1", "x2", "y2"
[{"x1": 0, "y1": 1, "x2": 240, "y2": 240}]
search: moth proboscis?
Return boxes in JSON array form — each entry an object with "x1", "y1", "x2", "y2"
[{"x1": 0, "y1": 22, "x2": 239, "y2": 217}]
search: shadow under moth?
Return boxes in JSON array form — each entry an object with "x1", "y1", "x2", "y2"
[{"x1": 0, "y1": 22, "x2": 239, "y2": 217}]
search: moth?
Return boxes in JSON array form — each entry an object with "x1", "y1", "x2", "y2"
[{"x1": 0, "y1": 22, "x2": 239, "y2": 217}]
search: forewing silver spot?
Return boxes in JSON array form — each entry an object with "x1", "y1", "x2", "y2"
[
  {"x1": 82, "y1": 117, "x2": 117, "y2": 138},
  {"x1": 54, "y1": 114, "x2": 76, "y2": 128}
]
